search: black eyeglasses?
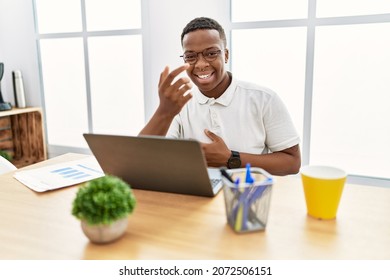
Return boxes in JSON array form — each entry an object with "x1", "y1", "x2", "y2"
[{"x1": 180, "y1": 48, "x2": 222, "y2": 65}]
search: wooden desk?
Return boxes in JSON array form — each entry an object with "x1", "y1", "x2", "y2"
[{"x1": 0, "y1": 153, "x2": 389, "y2": 260}]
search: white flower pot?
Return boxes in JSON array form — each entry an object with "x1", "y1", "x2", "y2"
[{"x1": 81, "y1": 217, "x2": 128, "y2": 244}]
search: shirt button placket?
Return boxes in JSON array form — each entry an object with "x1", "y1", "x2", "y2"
[{"x1": 209, "y1": 103, "x2": 221, "y2": 134}]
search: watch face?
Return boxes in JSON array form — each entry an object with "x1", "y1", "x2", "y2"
[{"x1": 228, "y1": 157, "x2": 241, "y2": 169}]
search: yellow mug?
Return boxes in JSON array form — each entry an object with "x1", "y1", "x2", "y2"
[{"x1": 300, "y1": 165, "x2": 347, "y2": 220}]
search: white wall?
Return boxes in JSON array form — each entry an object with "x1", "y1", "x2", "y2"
[
  {"x1": 0, "y1": 0, "x2": 42, "y2": 107},
  {"x1": 140, "y1": 0, "x2": 230, "y2": 120}
]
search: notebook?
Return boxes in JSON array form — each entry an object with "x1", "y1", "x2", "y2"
[{"x1": 83, "y1": 133, "x2": 223, "y2": 197}]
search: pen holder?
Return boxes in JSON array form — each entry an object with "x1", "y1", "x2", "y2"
[{"x1": 222, "y1": 167, "x2": 273, "y2": 233}]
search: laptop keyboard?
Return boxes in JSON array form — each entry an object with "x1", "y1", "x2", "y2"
[{"x1": 210, "y1": 178, "x2": 222, "y2": 188}]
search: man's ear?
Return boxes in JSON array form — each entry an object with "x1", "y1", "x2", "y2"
[{"x1": 224, "y1": 48, "x2": 229, "y2": 63}]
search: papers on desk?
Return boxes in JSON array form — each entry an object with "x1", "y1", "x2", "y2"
[{"x1": 13, "y1": 156, "x2": 104, "y2": 192}]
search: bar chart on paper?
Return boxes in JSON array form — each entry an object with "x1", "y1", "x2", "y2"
[
  {"x1": 13, "y1": 156, "x2": 104, "y2": 192},
  {"x1": 50, "y1": 165, "x2": 99, "y2": 180}
]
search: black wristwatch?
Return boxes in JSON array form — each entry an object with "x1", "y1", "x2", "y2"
[{"x1": 227, "y1": 150, "x2": 241, "y2": 169}]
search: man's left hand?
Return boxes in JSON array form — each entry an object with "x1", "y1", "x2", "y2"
[{"x1": 200, "y1": 129, "x2": 231, "y2": 167}]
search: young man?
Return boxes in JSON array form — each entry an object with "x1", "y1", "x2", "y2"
[{"x1": 139, "y1": 17, "x2": 301, "y2": 175}]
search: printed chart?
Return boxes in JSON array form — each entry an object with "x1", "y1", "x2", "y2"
[{"x1": 14, "y1": 156, "x2": 104, "y2": 192}]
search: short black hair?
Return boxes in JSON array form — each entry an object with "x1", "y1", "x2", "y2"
[{"x1": 181, "y1": 17, "x2": 227, "y2": 47}]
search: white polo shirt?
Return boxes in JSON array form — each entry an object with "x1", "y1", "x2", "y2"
[{"x1": 167, "y1": 74, "x2": 300, "y2": 154}]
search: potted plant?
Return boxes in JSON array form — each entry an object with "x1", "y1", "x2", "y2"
[{"x1": 72, "y1": 175, "x2": 136, "y2": 244}]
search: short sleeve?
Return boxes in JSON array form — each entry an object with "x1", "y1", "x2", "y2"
[
  {"x1": 263, "y1": 94, "x2": 300, "y2": 152},
  {"x1": 166, "y1": 115, "x2": 182, "y2": 139}
]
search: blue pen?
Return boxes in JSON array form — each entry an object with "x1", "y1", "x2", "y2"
[
  {"x1": 241, "y1": 163, "x2": 254, "y2": 230},
  {"x1": 248, "y1": 177, "x2": 273, "y2": 204},
  {"x1": 245, "y1": 163, "x2": 254, "y2": 184},
  {"x1": 234, "y1": 177, "x2": 240, "y2": 187},
  {"x1": 232, "y1": 177, "x2": 243, "y2": 231}
]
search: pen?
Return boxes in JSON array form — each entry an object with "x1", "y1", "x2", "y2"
[
  {"x1": 232, "y1": 177, "x2": 242, "y2": 231},
  {"x1": 220, "y1": 167, "x2": 234, "y2": 183},
  {"x1": 245, "y1": 163, "x2": 254, "y2": 184},
  {"x1": 239, "y1": 163, "x2": 254, "y2": 230}
]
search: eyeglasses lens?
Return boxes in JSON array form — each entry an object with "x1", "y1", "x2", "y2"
[{"x1": 182, "y1": 49, "x2": 221, "y2": 64}]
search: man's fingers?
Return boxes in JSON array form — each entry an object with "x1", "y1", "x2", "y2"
[
  {"x1": 159, "y1": 64, "x2": 190, "y2": 89},
  {"x1": 180, "y1": 91, "x2": 193, "y2": 105},
  {"x1": 204, "y1": 129, "x2": 219, "y2": 142},
  {"x1": 158, "y1": 66, "x2": 170, "y2": 88},
  {"x1": 171, "y1": 76, "x2": 192, "y2": 92}
]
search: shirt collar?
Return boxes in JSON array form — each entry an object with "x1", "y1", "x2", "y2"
[{"x1": 194, "y1": 72, "x2": 236, "y2": 106}]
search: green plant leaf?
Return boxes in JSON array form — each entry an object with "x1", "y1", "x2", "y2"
[{"x1": 72, "y1": 175, "x2": 136, "y2": 225}]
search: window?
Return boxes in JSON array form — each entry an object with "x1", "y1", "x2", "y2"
[
  {"x1": 34, "y1": 0, "x2": 143, "y2": 152},
  {"x1": 231, "y1": 27, "x2": 307, "y2": 140},
  {"x1": 85, "y1": 0, "x2": 141, "y2": 31},
  {"x1": 232, "y1": 0, "x2": 308, "y2": 21},
  {"x1": 316, "y1": 0, "x2": 390, "y2": 17},
  {"x1": 35, "y1": 0, "x2": 82, "y2": 34},
  {"x1": 39, "y1": 38, "x2": 88, "y2": 147},
  {"x1": 88, "y1": 35, "x2": 144, "y2": 136},
  {"x1": 231, "y1": 0, "x2": 390, "y2": 186},
  {"x1": 312, "y1": 23, "x2": 390, "y2": 179}
]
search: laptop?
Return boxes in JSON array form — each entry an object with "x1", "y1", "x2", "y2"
[{"x1": 83, "y1": 133, "x2": 223, "y2": 197}]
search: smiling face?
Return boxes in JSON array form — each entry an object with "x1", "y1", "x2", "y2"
[{"x1": 182, "y1": 29, "x2": 230, "y2": 98}]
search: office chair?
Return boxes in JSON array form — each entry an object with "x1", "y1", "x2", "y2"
[{"x1": 0, "y1": 156, "x2": 17, "y2": 175}]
